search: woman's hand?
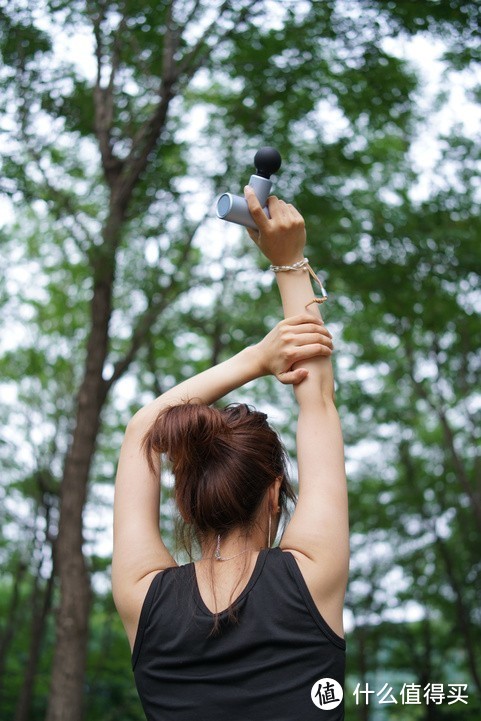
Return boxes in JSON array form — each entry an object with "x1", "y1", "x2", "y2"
[
  {"x1": 255, "y1": 314, "x2": 333, "y2": 385},
  {"x1": 244, "y1": 186, "x2": 306, "y2": 266}
]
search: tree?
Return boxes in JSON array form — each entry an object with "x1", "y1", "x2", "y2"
[{"x1": 0, "y1": 1, "x2": 479, "y2": 719}]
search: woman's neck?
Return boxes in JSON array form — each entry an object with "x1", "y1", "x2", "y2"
[{"x1": 201, "y1": 527, "x2": 267, "y2": 562}]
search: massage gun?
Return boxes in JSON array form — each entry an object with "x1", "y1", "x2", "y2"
[{"x1": 216, "y1": 147, "x2": 282, "y2": 230}]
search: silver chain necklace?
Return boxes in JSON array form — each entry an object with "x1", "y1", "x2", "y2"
[{"x1": 211, "y1": 534, "x2": 261, "y2": 562}]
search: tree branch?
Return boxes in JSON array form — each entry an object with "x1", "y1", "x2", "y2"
[
  {"x1": 92, "y1": 10, "x2": 126, "y2": 185},
  {"x1": 21, "y1": 142, "x2": 95, "y2": 254},
  {"x1": 103, "y1": 210, "x2": 207, "y2": 391},
  {"x1": 183, "y1": 0, "x2": 204, "y2": 29},
  {"x1": 176, "y1": 0, "x2": 259, "y2": 79},
  {"x1": 431, "y1": 525, "x2": 481, "y2": 693},
  {"x1": 399, "y1": 440, "x2": 481, "y2": 693},
  {"x1": 405, "y1": 342, "x2": 481, "y2": 531},
  {"x1": 113, "y1": 0, "x2": 259, "y2": 211},
  {"x1": 145, "y1": 333, "x2": 165, "y2": 398}
]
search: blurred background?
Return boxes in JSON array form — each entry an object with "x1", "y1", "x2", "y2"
[{"x1": 0, "y1": 1, "x2": 479, "y2": 719}]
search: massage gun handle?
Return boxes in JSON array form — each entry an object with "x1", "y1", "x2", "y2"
[{"x1": 216, "y1": 174, "x2": 272, "y2": 229}]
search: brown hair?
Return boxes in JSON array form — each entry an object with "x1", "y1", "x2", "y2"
[{"x1": 142, "y1": 402, "x2": 296, "y2": 555}]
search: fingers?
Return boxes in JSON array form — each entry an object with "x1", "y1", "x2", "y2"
[
  {"x1": 287, "y1": 323, "x2": 333, "y2": 340},
  {"x1": 292, "y1": 331, "x2": 333, "y2": 348},
  {"x1": 244, "y1": 188, "x2": 292, "y2": 229},
  {"x1": 265, "y1": 194, "x2": 282, "y2": 217},
  {"x1": 291, "y1": 341, "x2": 333, "y2": 360},
  {"x1": 266, "y1": 196, "x2": 302, "y2": 228},
  {"x1": 279, "y1": 318, "x2": 334, "y2": 361},
  {"x1": 285, "y1": 203, "x2": 304, "y2": 222},
  {"x1": 244, "y1": 186, "x2": 270, "y2": 233},
  {"x1": 279, "y1": 312, "x2": 324, "y2": 328},
  {"x1": 280, "y1": 326, "x2": 333, "y2": 348},
  {"x1": 279, "y1": 313, "x2": 333, "y2": 339}
]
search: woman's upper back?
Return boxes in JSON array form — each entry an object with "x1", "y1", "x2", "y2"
[{"x1": 132, "y1": 547, "x2": 345, "y2": 721}]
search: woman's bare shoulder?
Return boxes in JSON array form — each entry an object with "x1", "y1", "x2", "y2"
[{"x1": 280, "y1": 547, "x2": 346, "y2": 640}]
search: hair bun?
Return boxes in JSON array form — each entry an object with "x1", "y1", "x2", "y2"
[
  {"x1": 142, "y1": 402, "x2": 294, "y2": 537},
  {"x1": 144, "y1": 403, "x2": 228, "y2": 472},
  {"x1": 165, "y1": 403, "x2": 227, "y2": 462}
]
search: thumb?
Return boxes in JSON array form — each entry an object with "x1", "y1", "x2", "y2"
[
  {"x1": 244, "y1": 185, "x2": 270, "y2": 233},
  {"x1": 277, "y1": 368, "x2": 309, "y2": 385}
]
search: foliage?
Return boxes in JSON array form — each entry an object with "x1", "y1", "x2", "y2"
[{"x1": 0, "y1": 0, "x2": 479, "y2": 719}]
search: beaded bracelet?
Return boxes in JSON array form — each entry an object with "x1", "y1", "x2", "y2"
[{"x1": 269, "y1": 257, "x2": 328, "y2": 307}]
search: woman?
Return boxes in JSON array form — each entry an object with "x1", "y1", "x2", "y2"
[{"x1": 113, "y1": 189, "x2": 349, "y2": 720}]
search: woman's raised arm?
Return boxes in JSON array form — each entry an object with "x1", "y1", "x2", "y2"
[
  {"x1": 245, "y1": 188, "x2": 349, "y2": 638},
  {"x1": 112, "y1": 312, "x2": 333, "y2": 647}
]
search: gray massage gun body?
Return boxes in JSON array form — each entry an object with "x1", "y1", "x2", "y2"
[{"x1": 216, "y1": 147, "x2": 281, "y2": 230}]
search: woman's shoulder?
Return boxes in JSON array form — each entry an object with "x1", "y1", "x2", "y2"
[{"x1": 274, "y1": 547, "x2": 345, "y2": 642}]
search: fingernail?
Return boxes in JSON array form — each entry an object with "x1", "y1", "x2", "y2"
[{"x1": 244, "y1": 185, "x2": 252, "y2": 194}]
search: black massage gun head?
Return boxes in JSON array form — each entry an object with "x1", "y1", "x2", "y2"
[{"x1": 254, "y1": 147, "x2": 282, "y2": 179}]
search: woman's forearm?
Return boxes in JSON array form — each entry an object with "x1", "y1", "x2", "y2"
[
  {"x1": 242, "y1": 187, "x2": 335, "y2": 404},
  {"x1": 128, "y1": 309, "x2": 334, "y2": 436},
  {"x1": 130, "y1": 345, "x2": 262, "y2": 432},
  {"x1": 275, "y1": 268, "x2": 335, "y2": 403}
]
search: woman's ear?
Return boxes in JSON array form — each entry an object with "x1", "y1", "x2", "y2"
[{"x1": 268, "y1": 476, "x2": 282, "y2": 513}]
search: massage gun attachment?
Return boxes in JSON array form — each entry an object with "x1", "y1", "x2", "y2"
[{"x1": 216, "y1": 147, "x2": 282, "y2": 230}]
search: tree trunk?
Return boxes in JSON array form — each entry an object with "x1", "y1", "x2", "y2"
[
  {"x1": 433, "y1": 533, "x2": 481, "y2": 694},
  {"x1": 0, "y1": 560, "x2": 27, "y2": 705},
  {"x1": 356, "y1": 625, "x2": 370, "y2": 721},
  {"x1": 45, "y1": 217, "x2": 117, "y2": 721},
  {"x1": 14, "y1": 565, "x2": 55, "y2": 721},
  {"x1": 44, "y1": 5, "x2": 217, "y2": 715},
  {"x1": 400, "y1": 438, "x2": 481, "y2": 695},
  {"x1": 420, "y1": 617, "x2": 437, "y2": 721}
]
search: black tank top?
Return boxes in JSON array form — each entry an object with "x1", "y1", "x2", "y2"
[{"x1": 132, "y1": 547, "x2": 346, "y2": 721}]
